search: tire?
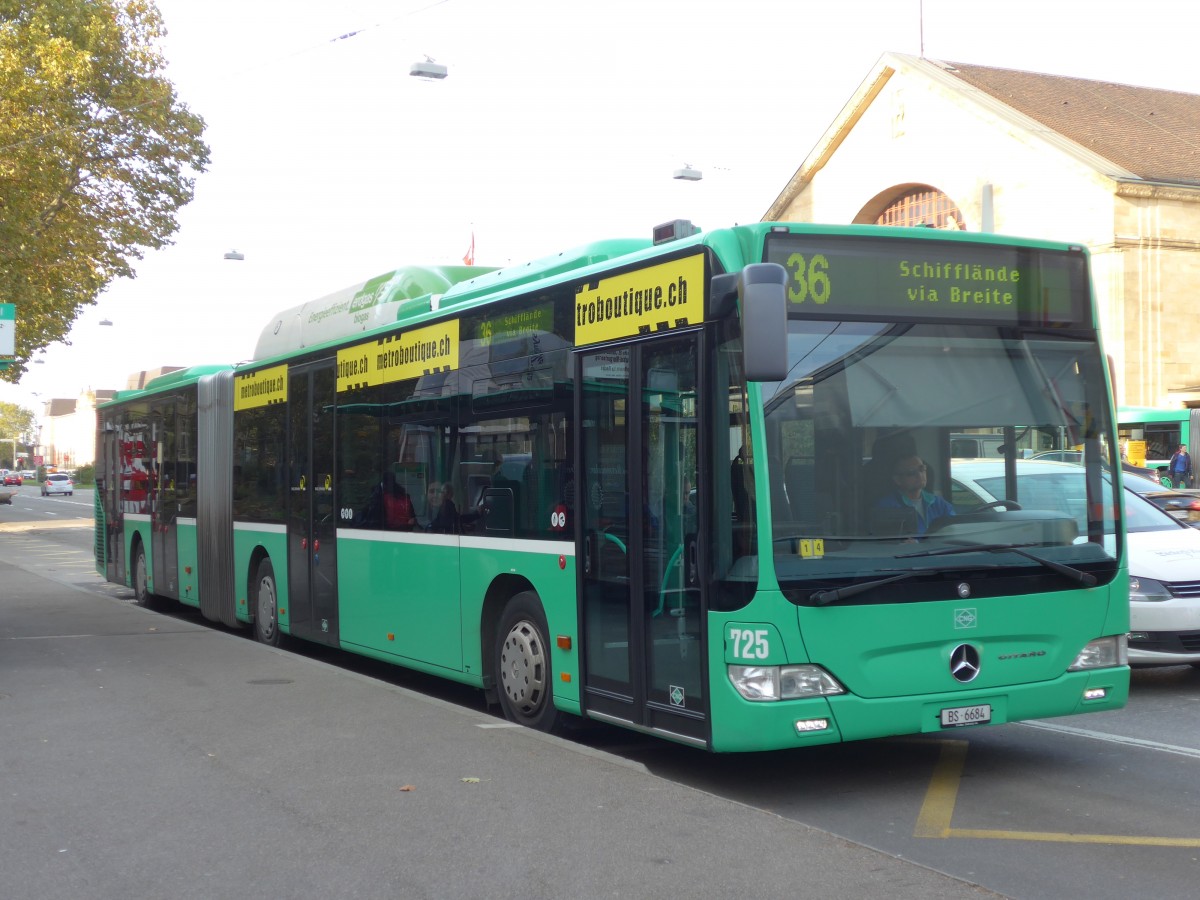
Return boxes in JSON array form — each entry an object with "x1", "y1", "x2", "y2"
[
  {"x1": 253, "y1": 558, "x2": 282, "y2": 647},
  {"x1": 494, "y1": 591, "x2": 561, "y2": 733},
  {"x1": 132, "y1": 543, "x2": 153, "y2": 607}
]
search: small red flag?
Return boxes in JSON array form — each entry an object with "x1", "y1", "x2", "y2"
[{"x1": 462, "y1": 232, "x2": 475, "y2": 266}]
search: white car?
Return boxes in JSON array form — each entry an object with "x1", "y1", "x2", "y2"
[
  {"x1": 952, "y1": 459, "x2": 1200, "y2": 667},
  {"x1": 42, "y1": 473, "x2": 74, "y2": 496}
]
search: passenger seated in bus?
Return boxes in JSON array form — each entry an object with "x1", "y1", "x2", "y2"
[
  {"x1": 874, "y1": 454, "x2": 954, "y2": 536},
  {"x1": 428, "y1": 483, "x2": 459, "y2": 533},
  {"x1": 383, "y1": 481, "x2": 416, "y2": 530},
  {"x1": 420, "y1": 482, "x2": 442, "y2": 528}
]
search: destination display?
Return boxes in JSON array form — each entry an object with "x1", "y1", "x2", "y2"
[
  {"x1": 763, "y1": 234, "x2": 1086, "y2": 326},
  {"x1": 475, "y1": 302, "x2": 554, "y2": 347}
]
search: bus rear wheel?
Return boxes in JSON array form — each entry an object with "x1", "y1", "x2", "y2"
[
  {"x1": 494, "y1": 592, "x2": 561, "y2": 733},
  {"x1": 253, "y1": 558, "x2": 282, "y2": 647}
]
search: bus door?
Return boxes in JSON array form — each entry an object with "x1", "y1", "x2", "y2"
[
  {"x1": 96, "y1": 418, "x2": 122, "y2": 584},
  {"x1": 578, "y1": 334, "x2": 708, "y2": 745},
  {"x1": 150, "y1": 407, "x2": 179, "y2": 599},
  {"x1": 286, "y1": 362, "x2": 340, "y2": 646}
]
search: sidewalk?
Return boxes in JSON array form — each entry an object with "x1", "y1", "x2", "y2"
[{"x1": 0, "y1": 555, "x2": 997, "y2": 900}]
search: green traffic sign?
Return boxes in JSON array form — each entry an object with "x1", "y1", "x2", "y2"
[{"x1": 0, "y1": 303, "x2": 14, "y2": 362}]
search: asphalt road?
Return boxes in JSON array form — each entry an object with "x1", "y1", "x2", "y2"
[
  {"x1": 0, "y1": 488, "x2": 994, "y2": 900},
  {"x1": 4, "y1": 487, "x2": 1199, "y2": 898}
]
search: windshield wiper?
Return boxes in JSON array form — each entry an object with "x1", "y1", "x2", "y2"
[
  {"x1": 806, "y1": 566, "x2": 1003, "y2": 609},
  {"x1": 899, "y1": 542, "x2": 1097, "y2": 587},
  {"x1": 809, "y1": 572, "x2": 913, "y2": 606}
]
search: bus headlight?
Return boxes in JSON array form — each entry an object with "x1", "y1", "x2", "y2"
[
  {"x1": 728, "y1": 664, "x2": 845, "y2": 701},
  {"x1": 1068, "y1": 635, "x2": 1128, "y2": 671}
]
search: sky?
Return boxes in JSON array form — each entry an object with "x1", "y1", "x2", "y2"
[{"x1": 3, "y1": 0, "x2": 1197, "y2": 416}]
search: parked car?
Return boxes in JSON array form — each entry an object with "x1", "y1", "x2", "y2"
[
  {"x1": 2, "y1": 470, "x2": 21, "y2": 486},
  {"x1": 1027, "y1": 450, "x2": 1081, "y2": 464},
  {"x1": 1123, "y1": 473, "x2": 1200, "y2": 526},
  {"x1": 42, "y1": 473, "x2": 73, "y2": 496},
  {"x1": 1027, "y1": 449, "x2": 1165, "y2": 482},
  {"x1": 22, "y1": 471, "x2": 37, "y2": 481},
  {"x1": 951, "y1": 459, "x2": 1200, "y2": 667}
]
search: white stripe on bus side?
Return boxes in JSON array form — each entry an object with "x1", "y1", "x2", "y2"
[
  {"x1": 234, "y1": 521, "x2": 287, "y2": 534},
  {"x1": 336, "y1": 529, "x2": 575, "y2": 557}
]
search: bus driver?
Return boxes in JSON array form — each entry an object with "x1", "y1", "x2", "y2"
[{"x1": 875, "y1": 455, "x2": 955, "y2": 536}]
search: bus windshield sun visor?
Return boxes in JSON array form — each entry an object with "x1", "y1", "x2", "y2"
[{"x1": 845, "y1": 335, "x2": 1069, "y2": 429}]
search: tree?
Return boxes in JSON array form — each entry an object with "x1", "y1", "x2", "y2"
[
  {"x1": 0, "y1": 0, "x2": 209, "y2": 379},
  {"x1": 0, "y1": 400, "x2": 37, "y2": 465}
]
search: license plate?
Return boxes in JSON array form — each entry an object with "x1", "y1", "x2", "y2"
[{"x1": 940, "y1": 703, "x2": 992, "y2": 727}]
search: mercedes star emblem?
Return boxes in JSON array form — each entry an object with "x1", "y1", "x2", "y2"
[{"x1": 950, "y1": 643, "x2": 981, "y2": 683}]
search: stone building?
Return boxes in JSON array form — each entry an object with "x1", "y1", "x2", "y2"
[
  {"x1": 37, "y1": 369, "x2": 181, "y2": 468},
  {"x1": 39, "y1": 388, "x2": 115, "y2": 469},
  {"x1": 765, "y1": 51, "x2": 1200, "y2": 410}
]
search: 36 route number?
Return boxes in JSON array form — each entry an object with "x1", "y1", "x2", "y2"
[
  {"x1": 729, "y1": 627, "x2": 769, "y2": 660},
  {"x1": 785, "y1": 252, "x2": 831, "y2": 305}
]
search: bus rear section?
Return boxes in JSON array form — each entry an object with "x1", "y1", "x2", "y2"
[{"x1": 704, "y1": 227, "x2": 1129, "y2": 751}]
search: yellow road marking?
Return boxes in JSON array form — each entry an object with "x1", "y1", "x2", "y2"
[
  {"x1": 945, "y1": 828, "x2": 1200, "y2": 846},
  {"x1": 914, "y1": 738, "x2": 968, "y2": 837},
  {"x1": 0, "y1": 519, "x2": 94, "y2": 533},
  {"x1": 915, "y1": 737, "x2": 1200, "y2": 847}
]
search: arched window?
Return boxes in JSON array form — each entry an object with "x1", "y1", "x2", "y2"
[{"x1": 876, "y1": 188, "x2": 965, "y2": 230}]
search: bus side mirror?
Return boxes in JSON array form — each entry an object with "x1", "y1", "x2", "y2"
[{"x1": 739, "y1": 263, "x2": 788, "y2": 382}]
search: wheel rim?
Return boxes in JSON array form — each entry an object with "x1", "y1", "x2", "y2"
[
  {"x1": 134, "y1": 552, "x2": 148, "y2": 601},
  {"x1": 499, "y1": 619, "x2": 547, "y2": 715},
  {"x1": 257, "y1": 574, "x2": 277, "y2": 641}
]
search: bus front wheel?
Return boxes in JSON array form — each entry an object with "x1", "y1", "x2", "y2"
[
  {"x1": 253, "y1": 558, "x2": 282, "y2": 647},
  {"x1": 494, "y1": 592, "x2": 561, "y2": 733}
]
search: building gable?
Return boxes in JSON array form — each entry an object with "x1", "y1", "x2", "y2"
[{"x1": 765, "y1": 52, "x2": 1200, "y2": 222}]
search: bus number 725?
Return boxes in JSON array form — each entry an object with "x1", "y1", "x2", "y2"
[{"x1": 729, "y1": 627, "x2": 770, "y2": 660}]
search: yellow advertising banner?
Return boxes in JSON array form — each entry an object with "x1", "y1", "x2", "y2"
[
  {"x1": 574, "y1": 253, "x2": 705, "y2": 346},
  {"x1": 234, "y1": 364, "x2": 288, "y2": 411},
  {"x1": 337, "y1": 319, "x2": 459, "y2": 393}
]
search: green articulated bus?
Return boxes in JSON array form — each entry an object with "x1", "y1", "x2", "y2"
[
  {"x1": 94, "y1": 221, "x2": 1130, "y2": 751},
  {"x1": 1117, "y1": 405, "x2": 1200, "y2": 481}
]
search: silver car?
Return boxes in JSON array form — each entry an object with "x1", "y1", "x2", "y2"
[
  {"x1": 952, "y1": 459, "x2": 1200, "y2": 667},
  {"x1": 42, "y1": 473, "x2": 73, "y2": 496}
]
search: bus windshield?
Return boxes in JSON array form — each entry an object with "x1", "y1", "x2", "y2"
[{"x1": 757, "y1": 319, "x2": 1120, "y2": 601}]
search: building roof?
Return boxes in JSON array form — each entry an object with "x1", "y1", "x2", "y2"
[
  {"x1": 765, "y1": 52, "x2": 1200, "y2": 221},
  {"x1": 46, "y1": 398, "x2": 76, "y2": 417},
  {"x1": 941, "y1": 61, "x2": 1200, "y2": 187}
]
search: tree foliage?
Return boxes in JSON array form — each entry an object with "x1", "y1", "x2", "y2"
[
  {"x1": 0, "y1": 0, "x2": 209, "y2": 379},
  {"x1": 0, "y1": 399, "x2": 37, "y2": 451}
]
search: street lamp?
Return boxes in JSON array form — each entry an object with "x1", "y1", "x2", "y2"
[
  {"x1": 673, "y1": 164, "x2": 703, "y2": 182},
  {"x1": 410, "y1": 56, "x2": 448, "y2": 79},
  {"x1": 223, "y1": 250, "x2": 245, "y2": 261}
]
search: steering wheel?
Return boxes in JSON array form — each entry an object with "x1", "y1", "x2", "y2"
[{"x1": 967, "y1": 499, "x2": 1022, "y2": 513}]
